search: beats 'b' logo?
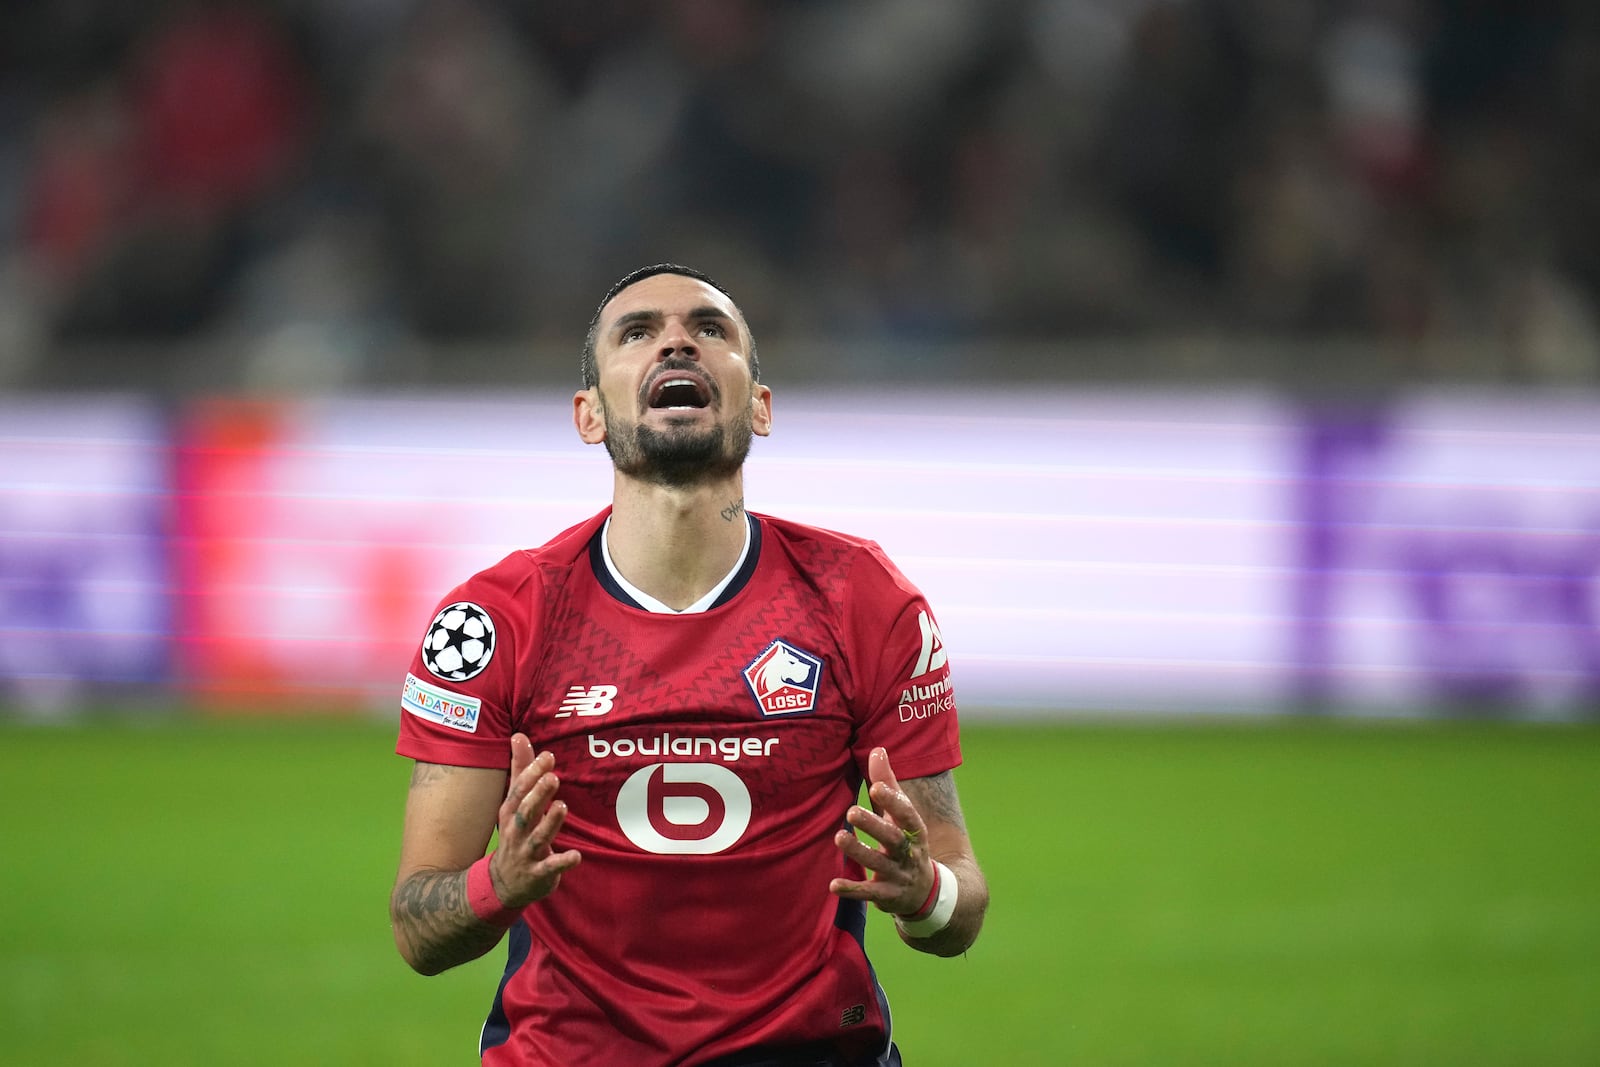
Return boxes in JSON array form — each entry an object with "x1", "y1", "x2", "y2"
[{"x1": 616, "y1": 763, "x2": 752, "y2": 855}]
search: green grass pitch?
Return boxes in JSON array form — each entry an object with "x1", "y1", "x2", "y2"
[{"x1": 1, "y1": 714, "x2": 1596, "y2": 1065}]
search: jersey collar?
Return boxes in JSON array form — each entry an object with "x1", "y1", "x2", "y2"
[{"x1": 590, "y1": 512, "x2": 761, "y2": 613}]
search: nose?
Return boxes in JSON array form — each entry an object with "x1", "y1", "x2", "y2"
[{"x1": 657, "y1": 319, "x2": 700, "y2": 362}]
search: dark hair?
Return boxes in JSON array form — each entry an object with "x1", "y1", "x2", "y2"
[{"x1": 581, "y1": 263, "x2": 759, "y2": 387}]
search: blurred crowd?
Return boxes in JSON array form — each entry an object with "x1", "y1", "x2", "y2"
[{"x1": 1, "y1": 0, "x2": 1597, "y2": 389}]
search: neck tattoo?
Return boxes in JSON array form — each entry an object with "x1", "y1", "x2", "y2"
[{"x1": 721, "y1": 498, "x2": 746, "y2": 522}]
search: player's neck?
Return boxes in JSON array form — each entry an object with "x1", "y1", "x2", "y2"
[{"x1": 606, "y1": 475, "x2": 751, "y2": 611}]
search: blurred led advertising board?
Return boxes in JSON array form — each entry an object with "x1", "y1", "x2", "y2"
[
  {"x1": 173, "y1": 395, "x2": 613, "y2": 706},
  {"x1": 4, "y1": 389, "x2": 1598, "y2": 718},
  {"x1": 0, "y1": 396, "x2": 171, "y2": 707},
  {"x1": 759, "y1": 390, "x2": 1294, "y2": 714},
  {"x1": 168, "y1": 390, "x2": 1297, "y2": 713},
  {"x1": 1290, "y1": 394, "x2": 1600, "y2": 716}
]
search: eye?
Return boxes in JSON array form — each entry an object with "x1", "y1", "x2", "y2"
[
  {"x1": 621, "y1": 326, "x2": 648, "y2": 343},
  {"x1": 698, "y1": 322, "x2": 726, "y2": 339}
]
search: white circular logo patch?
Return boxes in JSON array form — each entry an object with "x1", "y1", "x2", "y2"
[{"x1": 421, "y1": 601, "x2": 496, "y2": 681}]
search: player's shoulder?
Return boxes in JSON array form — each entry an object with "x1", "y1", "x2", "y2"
[
  {"x1": 449, "y1": 509, "x2": 608, "y2": 606},
  {"x1": 754, "y1": 511, "x2": 914, "y2": 591},
  {"x1": 756, "y1": 510, "x2": 878, "y2": 556}
]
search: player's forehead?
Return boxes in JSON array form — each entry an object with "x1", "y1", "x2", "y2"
[{"x1": 599, "y1": 273, "x2": 742, "y2": 335}]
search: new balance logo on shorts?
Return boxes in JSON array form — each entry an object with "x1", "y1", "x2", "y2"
[{"x1": 556, "y1": 684, "x2": 618, "y2": 718}]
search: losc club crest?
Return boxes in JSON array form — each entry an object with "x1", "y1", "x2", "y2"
[{"x1": 743, "y1": 639, "x2": 823, "y2": 717}]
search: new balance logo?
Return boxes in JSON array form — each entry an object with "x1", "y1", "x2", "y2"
[
  {"x1": 556, "y1": 684, "x2": 618, "y2": 718},
  {"x1": 912, "y1": 609, "x2": 947, "y2": 678}
]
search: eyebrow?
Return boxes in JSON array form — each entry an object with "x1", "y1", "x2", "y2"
[{"x1": 608, "y1": 306, "x2": 736, "y2": 337}]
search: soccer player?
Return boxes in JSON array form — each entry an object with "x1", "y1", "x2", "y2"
[{"x1": 390, "y1": 264, "x2": 989, "y2": 1066}]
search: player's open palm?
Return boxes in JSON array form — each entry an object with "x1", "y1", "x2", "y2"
[
  {"x1": 829, "y1": 747, "x2": 936, "y2": 917},
  {"x1": 490, "y1": 733, "x2": 583, "y2": 907}
]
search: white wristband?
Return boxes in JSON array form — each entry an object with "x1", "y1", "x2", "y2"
[{"x1": 896, "y1": 861, "x2": 958, "y2": 938}]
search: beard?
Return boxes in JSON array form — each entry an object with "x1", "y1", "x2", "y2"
[{"x1": 598, "y1": 389, "x2": 755, "y2": 489}]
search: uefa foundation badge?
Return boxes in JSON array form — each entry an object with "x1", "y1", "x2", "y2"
[{"x1": 743, "y1": 639, "x2": 823, "y2": 716}]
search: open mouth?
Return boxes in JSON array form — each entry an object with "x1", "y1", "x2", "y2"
[{"x1": 647, "y1": 375, "x2": 712, "y2": 410}]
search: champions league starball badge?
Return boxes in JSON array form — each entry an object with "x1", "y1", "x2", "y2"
[{"x1": 421, "y1": 602, "x2": 496, "y2": 681}]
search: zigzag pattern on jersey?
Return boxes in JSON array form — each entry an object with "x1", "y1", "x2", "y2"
[
  {"x1": 755, "y1": 543, "x2": 870, "y2": 799},
  {"x1": 542, "y1": 534, "x2": 866, "y2": 805},
  {"x1": 536, "y1": 570, "x2": 665, "y2": 713},
  {"x1": 702, "y1": 532, "x2": 859, "y2": 716},
  {"x1": 709, "y1": 535, "x2": 864, "y2": 803}
]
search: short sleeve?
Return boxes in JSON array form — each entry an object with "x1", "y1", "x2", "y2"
[
  {"x1": 843, "y1": 542, "x2": 962, "y2": 781},
  {"x1": 395, "y1": 573, "x2": 524, "y2": 769}
]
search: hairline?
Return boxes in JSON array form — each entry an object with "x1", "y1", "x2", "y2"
[{"x1": 581, "y1": 264, "x2": 759, "y2": 388}]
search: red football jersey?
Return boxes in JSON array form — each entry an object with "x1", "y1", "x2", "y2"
[{"x1": 397, "y1": 509, "x2": 962, "y2": 1067}]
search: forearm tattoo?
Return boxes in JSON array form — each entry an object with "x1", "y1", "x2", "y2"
[
  {"x1": 900, "y1": 770, "x2": 987, "y2": 955},
  {"x1": 392, "y1": 761, "x2": 506, "y2": 973},
  {"x1": 392, "y1": 868, "x2": 506, "y2": 974},
  {"x1": 904, "y1": 771, "x2": 966, "y2": 832}
]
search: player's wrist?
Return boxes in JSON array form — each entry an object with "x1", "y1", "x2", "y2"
[
  {"x1": 466, "y1": 854, "x2": 523, "y2": 928},
  {"x1": 903, "y1": 861, "x2": 943, "y2": 922},
  {"x1": 896, "y1": 860, "x2": 958, "y2": 938}
]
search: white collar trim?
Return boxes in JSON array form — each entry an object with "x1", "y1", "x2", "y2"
[{"x1": 599, "y1": 514, "x2": 752, "y2": 614}]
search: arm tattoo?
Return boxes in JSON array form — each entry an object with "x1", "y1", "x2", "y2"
[
  {"x1": 904, "y1": 771, "x2": 966, "y2": 832},
  {"x1": 392, "y1": 868, "x2": 506, "y2": 975},
  {"x1": 392, "y1": 761, "x2": 508, "y2": 974},
  {"x1": 410, "y1": 761, "x2": 453, "y2": 786},
  {"x1": 720, "y1": 498, "x2": 746, "y2": 522},
  {"x1": 900, "y1": 770, "x2": 988, "y2": 956}
]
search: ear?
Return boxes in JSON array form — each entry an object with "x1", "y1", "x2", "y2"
[
  {"x1": 574, "y1": 388, "x2": 607, "y2": 444},
  {"x1": 751, "y1": 383, "x2": 773, "y2": 438}
]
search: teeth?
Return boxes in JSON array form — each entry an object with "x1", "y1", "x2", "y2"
[{"x1": 651, "y1": 376, "x2": 706, "y2": 409}]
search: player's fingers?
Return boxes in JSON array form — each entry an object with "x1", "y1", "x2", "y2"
[
  {"x1": 827, "y1": 874, "x2": 895, "y2": 906},
  {"x1": 535, "y1": 848, "x2": 583, "y2": 879},
  {"x1": 847, "y1": 804, "x2": 920, "y2": 863},
  {"x1": 508, "y1": 733, "x2": 535, "y2": 782},
  {"x1": 510, "y1": 768, "x2": 558, "y2": 823},
  {"x1": 504, "y1": 751, "x2": 555, "y2": 807},
  {"x1": 523, "y1": 849, "x2": 582, "y2": 900},
  {"x1": 500, "y1": 756, "x2": 556, "y2": 833},
  {"x1": 834, "y1": 827, "x2": 896, "y2": 875},
  {"x1": 868, "y1": 747, "x2": 899, "y2": 793},
  {"x1": 514, "y1": 750, "x2": 556, "y2": 791},
  {"x1": 517, "y1": 797, "x2": 569, "y2": 854},
  {"x1": 867, "y1": 777, "x2": 920, "y2": 829},
  {"x1": 834, "y1": 825, "x2": 873, "y2": 864}
]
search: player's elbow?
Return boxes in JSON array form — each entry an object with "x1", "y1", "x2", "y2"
[
  {"x1": 392, "y1": 938, "x2": 424, "y2": 975},
  {"x1": 393, "y1": 927, "x2": 454, "y2": 976},
  {"x1": 949, "y1": 878, "x2": 991, "y2": 957},
  {"x1": 391, "y1": 924, "x2": 424, "y2": 974},
  {"x1": 390, "y1": 898, "x2": 444, "y2": 975},
  {"x1": 405, "y1": 953, "x2": 451, "y2": 977}
]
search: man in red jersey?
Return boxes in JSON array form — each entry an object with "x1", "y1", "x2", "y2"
[{"x1": 390, "y1": 264, "x2": 989, "y2": 1066}]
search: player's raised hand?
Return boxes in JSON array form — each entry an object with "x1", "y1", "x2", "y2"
[
  {"x1": 828, "y1": 747, "x2": 936, "y2": 916},
  {"x1": 490, "y1": 733, "x2": 582, "y2": 907}
]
